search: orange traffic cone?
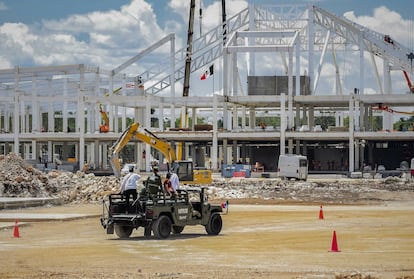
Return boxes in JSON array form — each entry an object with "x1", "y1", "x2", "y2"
[
  {"x1": 330, "y1": 230, "x2": 340, "y2": 252},
  {"x1": 13, "y1": 219, "x2": 20, "y2": 238},
  {"x1": 319, "y1": 205, "x2": 324, "y2": 220}
]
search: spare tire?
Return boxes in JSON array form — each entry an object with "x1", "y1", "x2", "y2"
[{"x1": 114, "y1": 225, "x2": 133, "y2": 238}]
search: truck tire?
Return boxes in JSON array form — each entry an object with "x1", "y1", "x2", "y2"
[
  {"x1": 205, "y1": 212, "x2": 222, "y2": 235},
  {"x1": 114, "y1": 225, "x2": 133, "y2": 238},
  {"x1": 152, "y1": 215, "x2": 172, "y2": 239},
  {"x1": 172, "y1": 225, "x2": 185, "y2": 234}
]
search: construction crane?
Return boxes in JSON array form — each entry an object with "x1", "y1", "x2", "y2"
[
  {"x1": 222, "y1": 0, "x2": 227, "y2": 45},
  {"x1": 176, "y1": 0, "x2": 196, "y2": 162},
  {"x1": 182, "y1": 0, "x2": 195, "y2": 98}
]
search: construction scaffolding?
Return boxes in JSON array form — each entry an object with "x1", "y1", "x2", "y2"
[{"x1": 0, "y1": 4, "x2": 413, "y2": 174}]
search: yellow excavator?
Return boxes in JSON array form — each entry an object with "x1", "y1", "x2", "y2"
[{"x1": 109, "y1": 123, "x2": 212, "y2": 185}]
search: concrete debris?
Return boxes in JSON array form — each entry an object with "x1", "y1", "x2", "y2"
[
  {"x1": 0, "y1": 153, "x2": 120, "y2": 203},
  {"x1": 207, "y1": 176, "x2": 414, "y2": 204},
  {"x1": 0, "y1": 153, "x2": 58, "y2": 198},
  {"x1": 0, "y1": 153, "x2": 413, "y2": 205}
]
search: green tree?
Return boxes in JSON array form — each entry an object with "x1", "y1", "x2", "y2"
[
  {"x1": 255, "y1": 116, "x2": 280, "y2": 127},
  {"x1": 343, "y1": 116, "x2": 383, "y2": 131},
  {"x1": 174, "y1": 116, "x2": 208, "y2": 128},
  {"x1": 314, "y1": 116, "x2": 335, "y2": 130},
  {"x1": 393, "y1": 116, "x2": 414, "y2": 131}
]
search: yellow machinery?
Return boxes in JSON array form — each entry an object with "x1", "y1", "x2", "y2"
[
  {"x1": 109, "y1": 123, "x2": 212, "y2": 185},
  {"x1": 99, "y1": 104, "x2": 109, "y2": 133}
]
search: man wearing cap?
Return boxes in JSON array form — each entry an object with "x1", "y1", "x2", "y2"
[
  {"x1": 120, "y1": 165, "x2": 141, "y2": 213},
  {"x1": 152, "y1": 165, "x2": 160, "y2": 176}
]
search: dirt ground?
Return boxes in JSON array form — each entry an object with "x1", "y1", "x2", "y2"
[{"x1": 0, "y1": 196, "x2": 413, "y2": 279}]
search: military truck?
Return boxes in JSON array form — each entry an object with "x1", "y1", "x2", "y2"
[{"x1": 100, "y1": 175, "x2": 225, "y2": 239}]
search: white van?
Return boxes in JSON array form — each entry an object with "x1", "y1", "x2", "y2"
[{"x1": 278, "y1": 154, "x2": 308, "y2": 180}]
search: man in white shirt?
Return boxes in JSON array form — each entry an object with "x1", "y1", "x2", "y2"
[
  {"x1": 120, "y1": 166, "x2": 141, "y2": 213},
  {"x1": 169, "y1": 172, "x2": 180, "y2": 191}
]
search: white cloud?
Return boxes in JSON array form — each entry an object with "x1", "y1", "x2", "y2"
[
  {"x1": 0, "y1": 23, "x2": 37, "y2": 66},
  {"x1": 42, "y1": 0, "x2": 165, "y2": 51},
  {"x1": 343, "y1": 6, "x2": 413, "y2": 48},
  {"x1": 90, "y1": 32, "x2": 112, "y2": 45},
  {"x1": 0, "y1": 0, "x2": 169, "y2": 70},
  {"x1": 341, "y1": 6, "x2": 414, "y2": 95},
  {"x1": 168, "y1": 0, "x2": 188, "y2": 21},
  {"x1": 167, "y1": 0, "x2": 248, "y2": 36}
]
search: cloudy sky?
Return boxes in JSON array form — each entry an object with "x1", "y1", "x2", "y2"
[{"x1": 0, "y1": 0, "x2": 413, "y2": 96}]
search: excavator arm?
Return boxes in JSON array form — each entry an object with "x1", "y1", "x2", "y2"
[
  {"x1": 109, "y1": 123, "x2": 211, "y2": 184},
  {"x1": 109, "y1": 123, "x2": 177, "y2": 178},
  {"x1": 135, "y1": 128, "x2": 178, "y2": 166}
]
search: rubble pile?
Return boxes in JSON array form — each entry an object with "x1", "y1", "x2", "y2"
[
  {"x1": 0, "y1": 153, "x2": 413, "y2": 205},
  {"x1": 0, "y1": 153, "x2": 120, "y2": 202},
  {"x1": 47, "y1": 171, "x2": 120, "y2": 203},
  {"x1": 0, "y1": 153, "x2": 57, "y2": 198}
]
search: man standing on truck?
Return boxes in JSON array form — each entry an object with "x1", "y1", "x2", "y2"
[
  {"x1": 163, "y1": 172, "x2": 175, "y2": 196},
  {"x1": 120, "y1": 166, "x2": 141, "y2": 212},
  {"x1": 169, "y1": 172, "x2": 180, "y2": 191}
]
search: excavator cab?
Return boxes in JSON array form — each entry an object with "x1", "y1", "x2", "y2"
[
  {"x1": 174, "y1": 161, "x2": 194, "y2": 184},
  {"x1": 172, "y1": 161, "x2": 212, "y2": 185}
]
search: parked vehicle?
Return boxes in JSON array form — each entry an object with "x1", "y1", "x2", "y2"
[{"x1": 278, "y1": 154, "x2": 308, "y2": 180}]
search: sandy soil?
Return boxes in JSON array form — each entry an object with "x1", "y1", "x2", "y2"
[{"x1": 0, "y1": 198, "x2": 413, "y2": 279}]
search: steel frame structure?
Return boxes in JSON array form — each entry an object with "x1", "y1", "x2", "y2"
[{"x1": 0, "y1": 4, "x2": 413, "y2": 173}]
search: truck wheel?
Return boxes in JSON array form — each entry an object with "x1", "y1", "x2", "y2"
[
  {"x1": 205, "y1": 213, "x2": 222, "y2": 235},
  {"x1": 172, "y1": 225, "x2": 185, "y2": 234},
  {"x1": 114, "y1": 225, "x2": 133, "y2": 238},
  {"x1": 152, "y1": 215, "x2": 172, "y2": 239}
]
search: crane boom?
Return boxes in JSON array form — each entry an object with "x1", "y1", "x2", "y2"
[{"x1": 182, "y1": 0, "x2": 195, "y2": 97}]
